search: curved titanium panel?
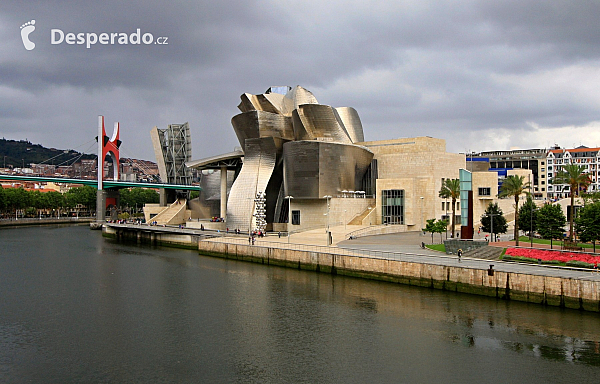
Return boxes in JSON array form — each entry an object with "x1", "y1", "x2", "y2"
[
  {"x1": 288, "y1": 85, "x2": 319, "y2": 110},
  {"x1": 294, "y1": 104, "x2": 352, "y2": 144},
  {"x1": 335, "y1": 107, "x2": 364, "y2": 143},
  {"x1": 226, "y1": 137, "x2": 279, "y2": 232},
  {"x1": 283, "y1": 141, "x2": 373, "y2": 198},
  {"x1": 238, "y1": 93, "x2": 258, "y2": 113},
  {"x1": 232, "y1": 111, "x2": 293, "y2": 151}
]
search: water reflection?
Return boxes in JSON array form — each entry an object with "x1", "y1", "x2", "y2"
[{"x1": 1, "y1": 225, "x2": 599, "y2": 383}]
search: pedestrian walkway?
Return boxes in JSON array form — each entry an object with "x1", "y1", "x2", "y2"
[{"x1": 205, "y1": 226, "x2": 600, "y2": 282}]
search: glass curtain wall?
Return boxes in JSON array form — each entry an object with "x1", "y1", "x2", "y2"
[{"x1": 381, "y1": 189, "x2": 404, "y2": 224}]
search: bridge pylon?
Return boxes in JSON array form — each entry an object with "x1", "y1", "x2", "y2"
[{"x1": 96, "y1": 116, "x2": 122, "y2": 221}]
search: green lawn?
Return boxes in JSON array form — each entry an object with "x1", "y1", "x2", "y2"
[
  {"x1": 517, "y1": 236, "x2": 596, "y2": 249},
  {"x1": 426, "y1": 244, "x2": 446, "y2": 252}
]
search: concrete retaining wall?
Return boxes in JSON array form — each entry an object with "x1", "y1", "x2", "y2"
[
  {"x1": 444, "y1": 239, "x2": 488, "y2": 255},
  {"x1": 103, "y1": 225, "x2": 199, "y2": 249},
  {"x1": 198, "y1": 241, "x2": 600, "y2": 312}
]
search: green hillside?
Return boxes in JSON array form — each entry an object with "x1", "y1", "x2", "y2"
[{"x1": 0, "y1": 138, "x2": 95, "y2": 168}]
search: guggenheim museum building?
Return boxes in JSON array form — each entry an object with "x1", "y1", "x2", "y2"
[{"x1": 184, "y1": 85, "x2": 470, "y2": 236}]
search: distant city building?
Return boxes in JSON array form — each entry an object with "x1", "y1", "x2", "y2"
[
  {"x1": 547, "y1": 146, "x2": 600, "y2": 199},
  {"x1": 120, "y1": 158, "x2": 160, "y2": 182},
  {"x1": 469, "y1": 148, "x2": 548, "y2": 199}
]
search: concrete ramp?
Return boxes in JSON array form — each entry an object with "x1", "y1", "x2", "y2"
[{"x1": 150, "y1": 199, "x2": 187, "y2": 225}]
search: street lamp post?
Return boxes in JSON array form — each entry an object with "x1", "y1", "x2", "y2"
[
  {"x1": 285, "y1": 195, "x2": 293, "y2": 243},
  {"x1": 323, "y1": 195, "x2": 331, "y2": 245},
  {"x1": 344, "y1": 209, "x2": 347, "y2": 231},
  {"x1": 445, "y1": 198, "x2": 448, "y2": 239},
  {"x1": 530, "y1": 206, "x2": 536, "y2": 248},
  {"x1": 420, "y1": 196, "x2": 424, "y2": 235},
  {"x1": 486, "y1": 213, "x2": 498, "y2": 242}
]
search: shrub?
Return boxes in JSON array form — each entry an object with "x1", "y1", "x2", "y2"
[{"x1": 565, "y1": 260, "x2": 594, "y2": 268}]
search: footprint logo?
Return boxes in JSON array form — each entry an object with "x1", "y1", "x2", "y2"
[{"x1": 20, "y1": 20, "x2": 36, "y2": 51}]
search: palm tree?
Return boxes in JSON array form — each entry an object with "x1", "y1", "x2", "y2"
[
  {"x1": 552, "y1": 163, "x2": 591, "y2": 241},
  {"x1": 498, "y1": 175, "x2": 530, "y2": 246},
  {"x1": 439, "y1": 179, "x2": 460, "y2": 238}
]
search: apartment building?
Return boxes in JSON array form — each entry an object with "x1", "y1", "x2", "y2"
[{"x1": 547, "y1": 146, "x2": 600, "y2": 199}]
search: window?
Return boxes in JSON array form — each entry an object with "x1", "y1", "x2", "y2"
[
  {"x1": 541, "y1": 181, "x2": 545, "y2": 185},
  {"x1": 478, "y1": 187, "x2": 491, "y2": 196},
  {"x1": 381, "y1": 189, "x2": 404, "y2": 224},
  {"x1": 291, "y1": 210, "x2": 300, "y2": 225},
  {"x1": 441, "y1": 202, "x2": 445, "y2": 210}
]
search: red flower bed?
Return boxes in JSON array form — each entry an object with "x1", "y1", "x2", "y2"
[{"x1": 505, "y1": 248, "x2": 600, "y2": 265}]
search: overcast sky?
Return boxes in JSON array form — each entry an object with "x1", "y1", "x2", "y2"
[{"x1": 2, "y1": 1, "x2": 600, "y2": 162}]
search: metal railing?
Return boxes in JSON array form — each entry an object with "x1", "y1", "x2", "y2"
[
  {"x1": 203, "y1": 237, "x2": 600, "y2": 279},
  {"x1": 346, "y1": 223, "x2": 406, "y2": 239}
]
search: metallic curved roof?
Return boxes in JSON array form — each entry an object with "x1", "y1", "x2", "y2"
[{"x1": 186, "y1": 149, "x2": 244, "y2": 170}]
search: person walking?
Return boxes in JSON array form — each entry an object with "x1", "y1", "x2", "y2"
[{"x1": 457, "y1": 249, "x2": 463, "y2": 263}]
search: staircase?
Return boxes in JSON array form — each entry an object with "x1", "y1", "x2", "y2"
[
  {"x1": 348, "y1": 206, "x2": 374, "y2": 225},
  {"x1": 463, "y1": 246, "x2": 504, "y2": 260},
  {"x1": 150, "y1": 199, "x2": 187, "y2": 225}
]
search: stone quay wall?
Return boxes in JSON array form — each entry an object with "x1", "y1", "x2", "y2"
[
  {"x1": 198, "y1": 241, "x2": 600, "y2": 312},
  {"x1": 103, "y1": 224, "x2": 201, "y2": 249}
]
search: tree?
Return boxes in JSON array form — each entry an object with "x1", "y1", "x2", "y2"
[
  {"x1": 574, "y1": 202, "x2": 600, "y2": 252},
  {"x1": 119, "y1": 188, "x2": 160, "y2": 211},
  {"x1": 439, "y1": 179, "x2": 460, "y2": 238},
  {"x1": 434, "y1": 219, "x2": 449, "y2": 243},
  {"x1": 65, "y1": 186, "x2": 96, "y2": 210},
  {"x1": 480, "y1": 203, "x2": 507, "y2": 242},
  {"x1": 517, "y1": 195, "x2": 538, "y2": 240},
  {"x1": 0, "y1": 186, "x2": 5, "y2": 212},
  {"x1": 552, "y1": 163, "x2": 591, "y2": 241},
  {"x1": 423, "y1": 218, "x2": 437, "y2": 243},
  {"x1": 45, "y1": 191, "x2": 65, "y2": 210},
  {"x1": 189, "y1": 190, "x2": 200, "y2": 200},
  {"x1": 537, "y1": 203, "x2": 566, "y2": 249},
  {"x1": 498, "y1": 174, "x2": 530, "y2": 246},
  {"x1": 423, "y1": 218, "x2": 449, "y2": 244},
  {"x1": 580, "y1": 191, "x2": 600, "y2": 205},
  {"x1": 4, "y1": 187, "x2": 30, "y2": 212}
]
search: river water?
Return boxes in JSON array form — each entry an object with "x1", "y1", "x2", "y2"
[{"x1": 1, "y1": 225, "x2": 599, "y2": 383}]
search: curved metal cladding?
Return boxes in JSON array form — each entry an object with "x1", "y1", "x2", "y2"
[
  {"x1": 335, "y1": 107, "x2": 364, "y2": 143},
  {"x1": 283, "y1": 141, "x2": 373, "y2": 198},
  {"x1": 293, "y1": 104, "x2": 353, "y2": 144},
  {"x1": 232, "y1": 111, "x2": 293, "y2": 151},
  {"x1": 287, "y1": 85, "x2": 319, "y2": 110},
  {"x1": 237, "y1": 93, "x2": 257, "y2": 113},
  {"x1": 238, "y1": 92, "x2": 294, "y2": 116},
  {"x1": 226, "y1": 137, "x2": 281, "y2": 232}
]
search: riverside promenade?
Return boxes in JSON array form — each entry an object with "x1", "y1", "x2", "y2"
[
  {"x1": 103, "y1": 223, "x2": 600, "y2": 312},
  {"x1": 0, "y1": 217, "x2": 94, "y2": 227},
  {"x1": 203, "y1": 226, "x2": 600, "y2": 283},
  {"x1": 198, "y1": 225, "x2": 600, "y2": 312}
]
